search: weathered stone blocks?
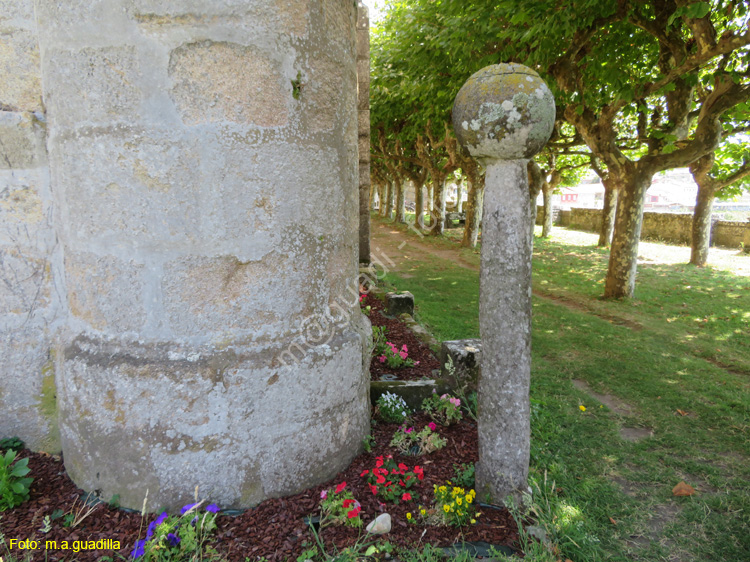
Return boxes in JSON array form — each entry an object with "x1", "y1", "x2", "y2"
[
  {"x1": 385, "y1": 291, "x2": 414, "y2": 317},
  {"x1": 34, "y1": 0, "x2": 368, "y2": 511},
  {"x1": 440, "y1": 339, "x2": 482, "y2": 391},
  {"x1": 169, "y1": 41, "x2": 289, "y2": 128}
]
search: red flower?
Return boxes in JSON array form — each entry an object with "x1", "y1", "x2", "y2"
[
  {"x1": 402, "y1": 493, "x2": 412, "y2": 501},
  {"x1": 405, "y1": 475, "x2": 412, "y2": 481},
  {"x1": 360, "y1": 470, "x2": 369, "y2": 477},
  {"x1": 347, "y1": 507, "x2": 361, "y2": 518},
  {"x1": 376, "y1": 473, "x2": 386, "y2": 484},
  {"x1": 342, "y1": 499, "x2": 354, "y2": 508},
  {"x1": 385, "y1": 481, "x2": 392, "y2": 487},
  {"x1": 375, "y1": 457, "x2": 384, "y2": 468},
  {"x1": 369, "y1": 483, "x2": 378, "y2": 495},
  {"x1": 391, "y1": 469, "x2": 399, "y2": 475},
  {"x1": 398, "y1": 463, "x2": 409, "y2": 473},
  {"x1": 414, "y1": 466, "x2": 424, "y2": 480},
  {"x1": 399, "y1": 480, "x2": 405, "y2": 487},
  {"x1": 335, "y1": 482, "x2": 346, "y2": 494}
]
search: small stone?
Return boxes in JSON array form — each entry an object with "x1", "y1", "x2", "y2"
[
  {"x1": 440, "y1": 339, "x2": 482, "y2": 391},
  {"x1": 385, "y1": 291, "x2": 414, "y2": 316},
  {"x1": 526, "y1": 525, "x2": 548, "y2": 544},
  {"x1": 366, "y1": 513, "x2": 391, "y2": 534}
]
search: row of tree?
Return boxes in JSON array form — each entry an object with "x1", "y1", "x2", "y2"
[{"x1": 369, "y1": 0, "x2": 750, "y2": 298}]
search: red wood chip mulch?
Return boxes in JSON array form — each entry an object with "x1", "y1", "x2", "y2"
[{"x1": 2, "y1": 296, "x2": 518, "y2": 561}]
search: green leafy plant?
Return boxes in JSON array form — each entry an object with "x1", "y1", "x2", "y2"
[
  {"x1": 131, "y1": 501, "x2": 222, "y2": 561},
  {"x1": 376, "y1": 342, "x2": 418, "y2": 368},
  {"x1": 360, "y1": 455, "x2": 422, "y2": 504},
  {"x1": 431, "y1": 483, "x2": 478, "y2": 527},
  {"x1": 361, "y1": 434, "x2": 376, "y2": 453},
  {"x1": 452, "y1": 463, "x2": 475, "y2": 490},
  {"x1": 0, "y1": 450, "x2": 33, "y2": 511},
  {"x1": 375, "y1": 392, "x2": 410, "y2": 423},
  {"x1": 421, "y1": 392, "x2": 463, "y2": 426},
  {"x1": 371, "y1": 326, "x2": 388, "y2": 356},
  {"x1": 389, "y1": 423, "x2": 446, "y2": 456},
  {"x1": 0, "y1": 437, "x2": 25, "y2": 453},
  {"x1": 318, "y1": 482, "x2": 362, "y2": 528}
]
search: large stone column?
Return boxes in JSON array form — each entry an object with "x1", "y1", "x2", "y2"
[
  {"x1": 0, "y1": 0, "x2": 62, "y2": 453},
  {"x1": 37, "y1": 0, "x2": 370, "y2": 511},
  {"x1": 452, "y1": 64, "x2": 555, "y2": 503}
]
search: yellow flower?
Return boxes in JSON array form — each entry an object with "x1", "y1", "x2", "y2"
[
  {"x1": 470, "y1": 518, "x2": 476, "y2": 524},
  {"x1": 439, "y1": 486, "x2": 447, "y2": 493},
  {"x1": 456, "y1": 497, "x2": 463, "y2": 506},
  {"x1": 466, "y1": 495, "x2": 473, "y2": 504},
  {"x1": 420, "y1": 508, "x2": 426, "y2": 515},
  {"x1": 579, "y1": 405, "x2": 586, "y2": 411},
  {"x1": 443, "y1": 504, "x2": 450, "y2": 513},
  {"x1": 406, "y1": 513, "x2": 412, "y2": 520}
]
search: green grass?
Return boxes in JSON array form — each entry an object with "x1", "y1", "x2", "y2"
[{"x1": 372, "y1": 215, "x2": 750, "y2": 562}]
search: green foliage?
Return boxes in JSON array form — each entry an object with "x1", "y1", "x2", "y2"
[
  {"x1": 375, "y1": 392, "x2": 410, "y2": 423},
  {"x1": 421, "y1": 392, "x2": 463, "y2": 426},
  {"x1": 132, "y1": 503, "x2": 222, "y2": 561},
  {"x1": 319, "y1": 484, "x2": 362, "y2": 528},
  {"x1": 371, "y1": 325, "x2": 388, "y2": 356},
  {"x1": 389, "y1": 424, "x2": 446, "y2": 455},
  {"x1": 361, "y1": 434, "x2": 376, "y2": 453},
  {"x1": 0, "y1": 450, "x2": 33, "y2": 511},
  {"x1": 0, "y1": 437, "x2": 25, "y2": 453},
  {"x1": 431, "y1": 483, "x2": 477, "y2": 527},
  {"x1": 452, "y1": 463, "x2": 475, "y2": 490}
]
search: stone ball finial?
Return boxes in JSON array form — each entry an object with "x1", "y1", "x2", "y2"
[{"x1": 452, "y1": 64, "x2": 556, "y2": 161}]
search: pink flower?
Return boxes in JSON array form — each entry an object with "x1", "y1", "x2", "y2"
[
  {"x1": 320, "y1": 490, "x2": 327, "y2": 499},
  {"x1": 405, "y1": 426, "x2": 413, "y2": 434},
  {"x1": 379, "y1": 355, "x2": 386, "y2": 363},
  {"x1": 428, "y1": 422, "x2": 436, "y2": 431},
  {"x1": 401, "y1": 344, "x2": 408, "y2": 352},
  {"x1": 450, "y1": 397, "x2": 461, "y2": 407},
  {"x1": 399, "y1": 351, "x2": 408, "y2": 360},
  {"x1": 415, "y1": 361, "x2": 420, "y2": 365}
]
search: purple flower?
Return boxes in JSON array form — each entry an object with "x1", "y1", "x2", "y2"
[
  {"x1": 130, "y1": 539, "x2": 146, "y2": 559},
  {"x1": 205, "y1": 503, "x2": 220, "y2": 513},
  {"x1": 146, "y1": 511, "x2": 168, "y2": 540},
  {"x1": 181, "y1": 502, "x2": 199, "y2": 515},
  {"x1": 146, "y1": 521, "x2": 156, "y2": 540},
  {"x1": 167, "y1": 533, "x2": 181, "y2": 547}
]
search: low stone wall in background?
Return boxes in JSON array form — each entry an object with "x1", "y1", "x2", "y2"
[{"x1": 539, "y1": 206, "x2": 749, "y2": 249}]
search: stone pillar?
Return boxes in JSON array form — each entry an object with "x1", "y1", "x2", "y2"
[
  {"x1": 0, "y1": 0, "x2": 62, "y2": 452},
  {"x1": 452, "y1": 64, "x2": 555, "y2": 503},
  {"x1": 357, "y1": 2, "x2": 371, "y2": 264},
  {"x1": 37, "y1": 0, "x2": 370, "y2": 511}
]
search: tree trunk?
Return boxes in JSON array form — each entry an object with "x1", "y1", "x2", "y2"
[
  {"x1": 430, "y1": 177, "x2": 448, "y2": 236},
  {"x1": 414, "y1": 181, "x2": 425, "y2": 229},
  {"x1": 456, "y1": 177, "x2": 463, "y2": 213},
  {"x1": 369, "y1": 182, "x2": 377, "y2": 210},
  {"x1": 378, "y1": 182, "x2": 387, "y2": 217},
  {"x1": 385, "y1": 181, "x2": 394, "y2": 219},
  {"x1": 542, "y1": 184, "x2": 553, "y2": 237},
  {"x1": 690, "y1": 183, "x2": 716, "y2": 266},
  {"x1": 461, "y1": 175, "x2": 484, "y2": 248},
  {"x1": 598, "y1": 182, "x2": 618, "y2": 247},
  {"x1": 427, "y1": 184, "x2": 434, "y2": 213},
  {"x1": 395, "y1": 178, "x2": 406, "y2": 223},
  {"x1": 604, "y1": 171, "x2": 652, "y2": 299}
]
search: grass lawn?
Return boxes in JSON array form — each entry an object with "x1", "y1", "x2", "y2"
[{"x1": 372, "y1": 215, "x2": 750, "y2": 562}]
